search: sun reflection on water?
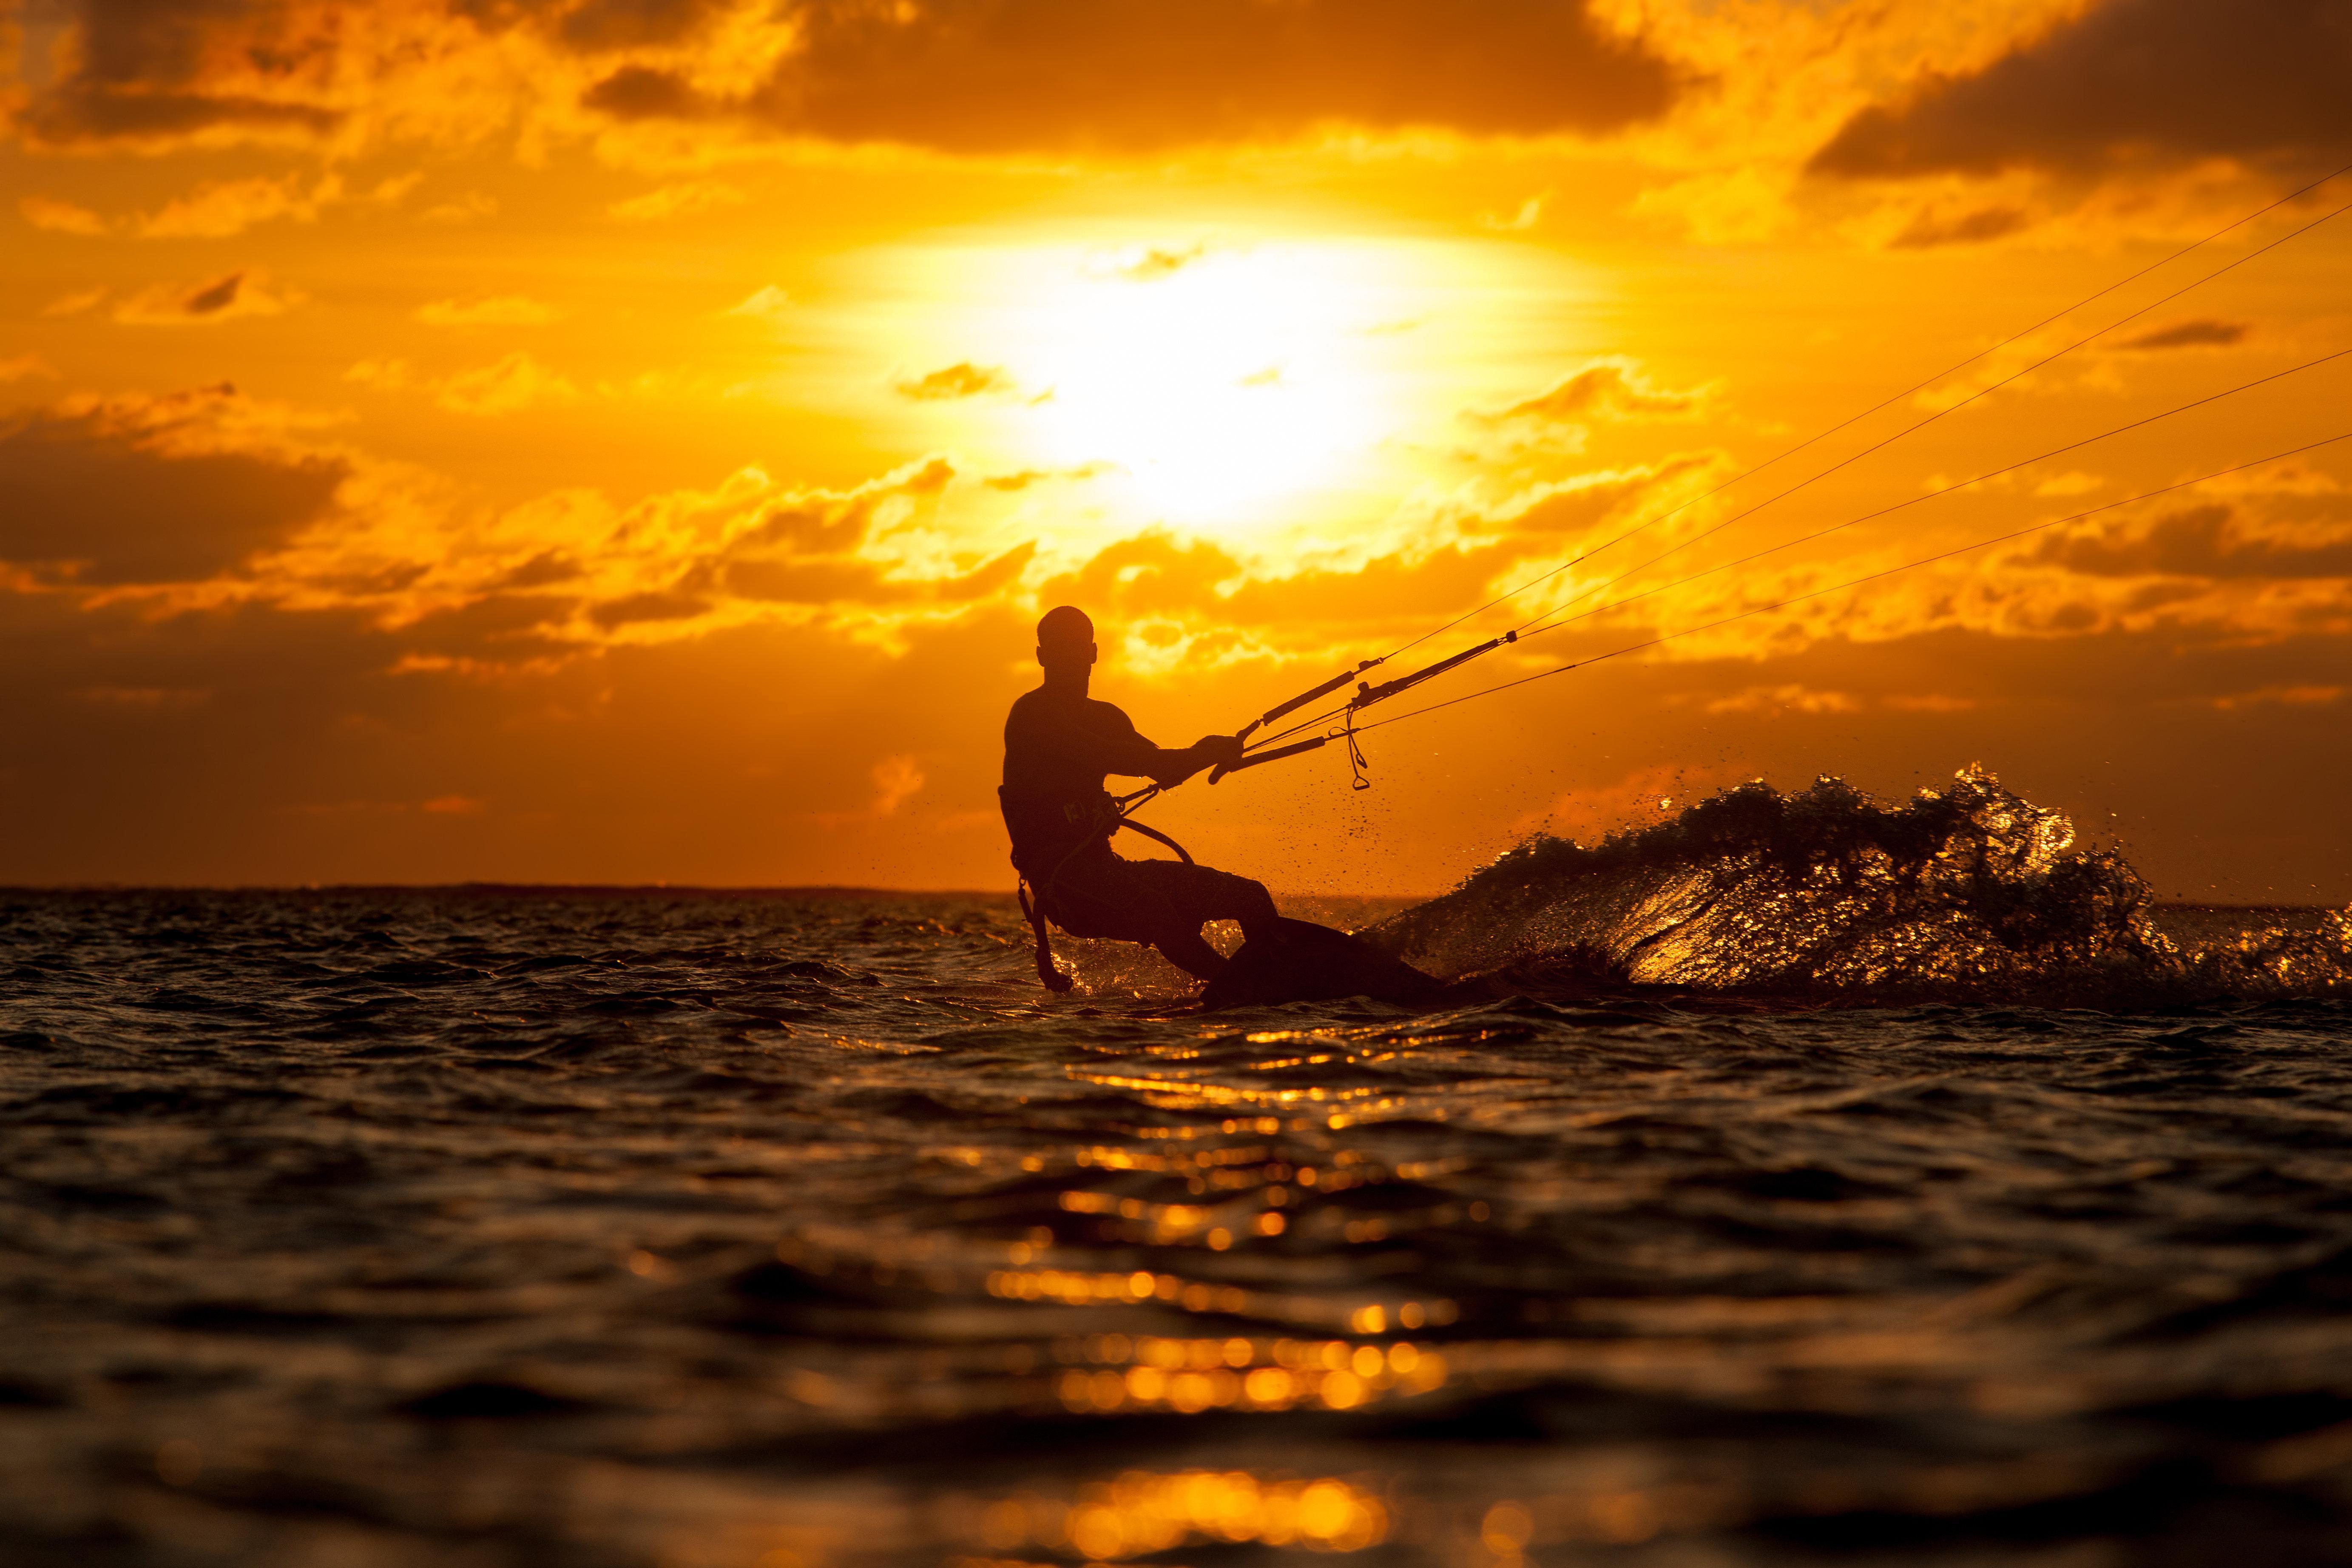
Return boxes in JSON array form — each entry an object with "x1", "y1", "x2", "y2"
[{"x1": 960, "y1": 1469, "x2": 1389, "y2": 1560}]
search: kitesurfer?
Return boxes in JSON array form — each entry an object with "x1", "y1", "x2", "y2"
[{"x1": 1001, "y1": 605, "x2": 1278, "y2": 982}]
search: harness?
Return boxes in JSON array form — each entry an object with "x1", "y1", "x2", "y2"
[{"x1": 1002, "y1": 784, "x2": 1192, "y2": 992}]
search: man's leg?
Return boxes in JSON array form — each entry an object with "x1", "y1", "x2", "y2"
[{"x1": 1122, "y1": 860, "x2": 1281, "y2": 979}]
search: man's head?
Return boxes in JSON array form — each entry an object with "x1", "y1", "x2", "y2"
[{"x1": 1035, "y1": 604, "x2": 1096, "y2": 674}]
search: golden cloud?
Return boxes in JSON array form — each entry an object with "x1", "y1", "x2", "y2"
[
  {"x1": 20, "y1": 195, "x2": 109, "y2": 236},
  {"x1": 114, "y1": 270, "x2": 300, "y2": 325},
  {"x1": 434, "y1": 352, "x2": 579, "y2": 414},
  {"x1": 894, "y1": 362, "x2": 1017, "y2": 401},
  {"x1": 606, "y1": 179, "x2": 747, "y2": 222}
]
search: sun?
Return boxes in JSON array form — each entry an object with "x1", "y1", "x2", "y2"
[
  {"x1": 861, "y1": 230, "x2": 1577, "y2": 543},
  {"x1": 1016, "y1": 247, "x2": 1384, "y2": 522},
  {"x1": 976, "y1": 242, "x2": 1424, "y2": 529}
]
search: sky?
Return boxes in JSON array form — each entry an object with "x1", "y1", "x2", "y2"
[{"x1": 2, "y1": 0, "x2": 2349, "y2": 898}]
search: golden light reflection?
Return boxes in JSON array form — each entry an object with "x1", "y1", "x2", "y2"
[
  {"x1": 965, "y1": 1469, "x2": 1388, "y2": 1560},
  {"x1": 1044, "y1": 1332, "x2": 1449, "y2": 1414}
]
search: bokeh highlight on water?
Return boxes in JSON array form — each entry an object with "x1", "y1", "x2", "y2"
[{"x1": 5, "y1": 768, "x2": 2352, "y2": 1566}]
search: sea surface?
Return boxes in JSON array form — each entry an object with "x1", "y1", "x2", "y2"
[{"x1": 6, "y1": 771, "x2": 2352, "y2": 1568}]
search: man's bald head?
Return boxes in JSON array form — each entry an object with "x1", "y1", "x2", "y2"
[{"x1": 1035, "y1": 605, "x2": 1097, "y2": 675}]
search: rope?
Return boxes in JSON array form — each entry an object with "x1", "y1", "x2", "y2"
[
  {"x1": 1497, "y1": 191, "x2": 2352, "y2": 645},
  {"x1": 1230, "y1": 344, "x2": 2352, "y2": 759},
  {"x1": 1377, "y1": 162, "x2": 2352, "y2": 665},
  {"x1": 1347, "y1": 430, "x2": 2352, "y2": 743},
  {"x1": 1515, "y1": 344, "x2": 2352, "y2": 643}
]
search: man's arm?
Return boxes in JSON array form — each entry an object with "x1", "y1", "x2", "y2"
[{"x1": 1095, "y1": 709, "x2": 1244, "y2": 789}]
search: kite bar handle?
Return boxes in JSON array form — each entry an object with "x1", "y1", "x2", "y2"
[{"x1": 1209, "y1": 734, "x2": 1329, "y2": 784}]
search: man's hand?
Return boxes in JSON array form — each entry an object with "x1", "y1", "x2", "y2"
[{"x1": 1194, "y1": 734, "x2": 1246, "y2": 770}]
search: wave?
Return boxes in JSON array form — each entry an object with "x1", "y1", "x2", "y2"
[{"x1": 1364, "y1": 764, "x2": 2352, "y2": 1006}]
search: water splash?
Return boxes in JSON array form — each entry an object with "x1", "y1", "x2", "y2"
[{"x1": 1366, "y1": 765, "x2": 2352, "y2": 1005}]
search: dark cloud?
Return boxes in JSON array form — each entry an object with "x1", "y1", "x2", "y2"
[
  {"x1": 2116, "y1": 319, "x2": 2251, "y2": 351},
  {"x1": 893, "y1": 362, "x2": 1015, "y2": 402},
  {"x1": 590, "y1": 589, "x2": 710, "y2": 627},
  {"x1": 555, "y1": 0, "x2": 715, "y2": 50},
  {"x1": 2032, "y1": 504, "x2": 2352, "y2": 579},
  {"x1": 15, "y1": 0, "x2": 345, "y2": 147},
  {"x1": 586, "y1": 0, "x2": 1682, "y2": 152},
  {"x1": 183, "y1": 273, "x2": 244, "y2": 315},
  {"x1": 1888, "y1": 206, "x2": 2026, "y2": 249},
  {"x1": 115, "y1": 270, "x2": 295, "y2": 325},
  {"x1": 0, "y1": 393, "x2": 346, "y2": 585},
  {"x1": 18, "y1": 0, "x2": 1680, "y2": 153},
  {"x1": 1810, "y1": 0, "x2": 2352, "y2": 181}
]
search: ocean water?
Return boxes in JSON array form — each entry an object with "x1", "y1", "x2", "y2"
[{"x1": 5, "y1": 771, "x2": 2352, "y2": 1568}]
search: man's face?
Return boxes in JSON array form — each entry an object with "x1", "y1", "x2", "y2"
[{"x1": 1036, "y1": 636, "x2": 1098, "y2": 671}]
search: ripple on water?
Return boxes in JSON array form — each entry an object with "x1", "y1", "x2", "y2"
[{"x1": 0, "y1": 884, "x2": 2349, "y2": 1567}]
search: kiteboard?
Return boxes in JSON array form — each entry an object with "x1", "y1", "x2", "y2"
[{"x1": 1197, "y1": 917, "x2": 1449, "y2": 1010}]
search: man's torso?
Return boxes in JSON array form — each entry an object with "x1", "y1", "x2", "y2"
[{"x1": 999, "y1": 687, "x2": 1150, "y2": 876}]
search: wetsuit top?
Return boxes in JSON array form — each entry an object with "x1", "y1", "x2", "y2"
[{"x1": 1000, "y1": 685, "x2": 1163, "y2": 879}]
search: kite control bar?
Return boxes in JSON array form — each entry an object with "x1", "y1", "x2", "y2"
[
  {"x1": 1234, "y1": 658, "x2": 1382, "y2": 743},
  {"x1": 1205, "y1": 630, "x2": 1520, "y2": 786},
  {"x1": 1349, "y1": 630, "x2": 1514, "y2": 710},
  {"x1": 1209, "y1": 658, "x2": 1379, "y2": 783},
  {"x1": 1211, "y1": 735, "x2": 1328, "y2": 779}
]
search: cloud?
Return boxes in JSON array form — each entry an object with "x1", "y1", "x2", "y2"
[
  {"x1": 1477, "y1": 360, "x2": 1710, "y2": 426},
  {"x1": 0, "y1": 356, "x2": 58, "y2": 383},
  {"x1": 1809, "y1": 0, "x2": 2352, "y2": 181},
  {"x1": 583, "y1": 0, "x2": 1683, "y2": 153},
  {"x1": 1088, "y1": 244, "x2": 1205, "y2": 281},
  {"x1": 2116, "y1": 319, "x2": 2251, "y2": 352},
  {"x1": 1886, "y1": 206, "x2": 2026, "y2": 249},
  {"x1": 2030, "y1": 503, "x2": 2352, "y2": 581},
  {"x1": 2205, "y1": 684, "x2": 2344, "y2": 711},
  {"x1": 343, "y1": 358, "x2": 417, "y2": 391},
  {"x1": 114, "y1": 270, "x2": 299, "y2": 325},
  {"x1": 420, "y1": 793, "x2": 488, "y2": 815},
  {"x1": 1480, "y1": 191, "x2": 1551, "y2": 233},
  {"x1": 0, "y1": 387, "x2": 347, "y2": 585},
  {"x1": 723, "y1": 284, "x2": 793, "y2": 320},
  {"x1": 415, "y1": 295, "x2": 560, "y2": 327},
  {"x1": 894, "y1": 362, "x2": 1016, "y2": 401},
  {"x1": 43, "y1": 288, "x2": 110, "y2": 318},
  {"x1": 1702, "y1": 684, "x2": 1862, "y2": 716},
  {"x1": 138, "y1": 173, "x2": 333, "y2": 239},
  {"x1": 9, "y1": 0, "x2": 349, "y2": 150},
  {"x1": 868, "y1": 754, "x2": 924, "y2": 816},
  {"x1": 7, "y1": 0, "x2": 1685, "y2": 160},
  {"x1": 607, "y1": 180, "x2": 747, "y2": 222},
  {"x1": 979, "y1": 463, "x2": 1113, "y2": 491},
  {"x1": 419, "y1": 191, "x2": 499, "y2": 226},
  {"x1": 21, "y1": 196, "x2": 109, "y2": 236},
  {"x1": 435, "y1": 353, "x2": 580, "y2": 415}
]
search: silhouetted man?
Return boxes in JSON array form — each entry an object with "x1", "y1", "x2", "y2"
[{"x1": 1001, "y1": 605, "x2": 1280, "y2": 984}]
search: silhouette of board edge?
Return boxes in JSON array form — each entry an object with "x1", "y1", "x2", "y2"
[{"x1": 1197, "y1": 918, "x2": 1449, "y2": 1010}]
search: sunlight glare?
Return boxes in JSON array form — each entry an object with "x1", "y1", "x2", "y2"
[{"x1": 1022, "y1": 247, "x2": 1390, "y2": 525}]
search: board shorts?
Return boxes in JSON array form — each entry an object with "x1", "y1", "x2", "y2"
[{"x1": 1037, "y1": 852, "x2": 1273, "y2": 947}]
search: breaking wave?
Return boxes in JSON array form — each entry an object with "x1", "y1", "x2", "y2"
[{"x1": 1366, "y1": 764, "x2": 2352, "y2": 1006}]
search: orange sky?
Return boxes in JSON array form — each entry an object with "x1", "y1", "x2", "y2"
[{"x1": 3, "y1": 0, "x2": 2349, "y2": 898}]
